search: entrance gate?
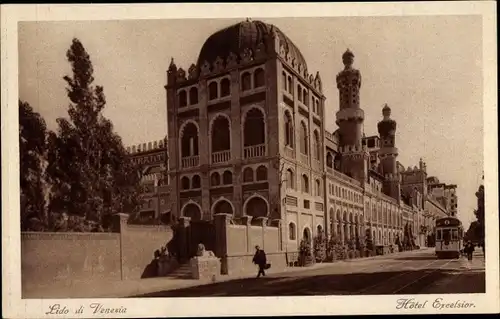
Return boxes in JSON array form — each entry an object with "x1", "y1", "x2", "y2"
[{"x1": 187, "y1": 220, "x2": 216, "y2": 257}]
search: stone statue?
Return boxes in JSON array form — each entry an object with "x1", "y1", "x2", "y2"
[{"x1": 196, "y1": 243, "x2": 206, "y2": 257}]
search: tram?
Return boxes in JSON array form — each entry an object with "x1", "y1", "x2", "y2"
[{"x1": 435, "y1": 216, "x2": 464, "y2": 259}]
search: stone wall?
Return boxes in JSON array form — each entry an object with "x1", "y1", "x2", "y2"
[
  {"x1": 21, "y1": 214, "x2": 174, "y2": 298},
  {"x1": 21, "y1": 232, "x2": 121, "y2": 288},
  {"x1": 217, "y1": 214, "x2": 286, "y2": 276}
]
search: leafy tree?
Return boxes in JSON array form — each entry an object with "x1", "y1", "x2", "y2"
[
  {"x1": 365, "y1": 228, "x2": 374, "y2": 251},
  {"x1": 465, "y1": 220, "x2": 480, "y2": 243},
  {"x1": 46, "y1": 38, "x2": 142, "y2": 231},
  {"x1": 474, "y1": 184, "x2": 485, "y2": 244},
  {"x1": 299, "y1": 238, "x2": 314, "y2": 266},
  {"x1": 313, "y1": 232, "x2": 327, "y2": 262},
  {"x1": 19, "y1": 100, "x2": 48, "y2": 230}
]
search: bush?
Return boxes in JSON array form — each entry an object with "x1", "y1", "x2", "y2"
[
  {"x1": 299, "y1": 238, "x2": 314, "y2": 266},
  {"x1": 313, "y1": 234, "x2": 327, "y2": 262},
  {"x1": 327, "y1": 236, "x2": 345, "y2": 261}
]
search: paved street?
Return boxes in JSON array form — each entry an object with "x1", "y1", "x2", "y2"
[{"x1": 136, "y1": 249, "x2": 485, "y2": 297}]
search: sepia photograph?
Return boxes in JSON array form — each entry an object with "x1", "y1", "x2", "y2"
[{"x1": 2, "y1": 2, "x2": 499, "y2": 318}]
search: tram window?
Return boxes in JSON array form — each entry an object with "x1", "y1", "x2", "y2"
[
  {"x1": 443, "y1": 229, "x2": 451, "y2": 241},
  {"x1": 436, "y1": 229, "x2": 442, "y2": 240},
  {"x1": 452, "y1": 229, "x2": 459, "y2": 240}
]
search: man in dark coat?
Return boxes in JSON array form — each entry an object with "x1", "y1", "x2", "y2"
[
  {"x1": 464, "y1": 241, "x2": 475, "y2": 261},
  {"x1": 252, "y1": 245, "x2": 267, "y2": 278}
]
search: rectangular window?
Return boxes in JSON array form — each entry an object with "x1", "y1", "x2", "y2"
[{"x1": 303, "y1": 200, "x2": 310, "y2": 209}]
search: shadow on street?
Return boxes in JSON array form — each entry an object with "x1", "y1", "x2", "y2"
[{"x1": 132, "y1": 268, "x2": 485, "y2": 297}]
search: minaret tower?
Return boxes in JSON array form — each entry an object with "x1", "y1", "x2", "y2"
[
  {"x1": 335, "y1": 49, "x2": 369, "y2": 184},
  {"x1": 377, "y1": 104, "x2": 400, "y2": 201}
]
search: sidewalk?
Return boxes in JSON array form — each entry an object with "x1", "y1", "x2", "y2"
[{"x1": 23, "y1": 247, "x2": 434, "y2": 298}]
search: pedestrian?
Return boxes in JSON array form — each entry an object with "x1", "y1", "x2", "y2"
[
  {"x1": 464, "y1": 241, "x2": 475, "y2": 261},
  {"x1": 252, "y1": 245, "x2": 267, "y2": 278}
]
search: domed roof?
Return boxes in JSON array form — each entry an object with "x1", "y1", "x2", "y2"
[{"x1": 196, "y1": 19, "x2": 307, "y2": 69}]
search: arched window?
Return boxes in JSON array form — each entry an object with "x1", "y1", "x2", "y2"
[
  {"x1": 183, "y1": 203, "x2": 202, "y2": 222},
  {"x1": 241, "y1": 72, "x2": 252, "y2": 91},
  {"x1": 211, "y1": 116, "x2": 230, "y2": 152},
  {"x1": 181, "y1": 176, "x2": 190, "y2": 190},
  {"x1": 210, "y1": 172, "x2": 220, "y2": 187},
  {"x1": 287, "y1": 76, "x2": 292, "y2": 94},
  {"x1": 256, "y1": 165, "x2": 267, "y2": 181},
  {"x1": 303, "y1": 227, "x2": 311, "y2": 243},
  {"x1": 286, "y1": 169, "x2": 294, "y2": 189},
  {"x1": 191, "y1": 175, "x2": 201, "y2": 189},
  {"x1": 189, "y1": 87, "x2": 198, "y2": 105},
  {"x1": 288, "y1": 222, "x2": 296, "y2": 240},
  {"x1": 243, "y1": 167, "x2": 254, "y2": 183},
  {"x1": 303, "y1": 89, "x2": 308, "y2": 106},
  {"x1": 282, "y1": 72, "x2": 287, "y2": 91},
  {"x1": 254, "y1": 68, "x2": 265, "y2": 88},
  {"x1": 317, "y1": 224, "x2": 323, "y2": 235},
  {"x1": 245, "y1": 196, "x2": 268, "y2": 218},
  {"x1": 302, "y1": 174, "x2": 309, "y2": 193},
  {"x1": 315, "y1": 179, "x2": 321, "y2": 196},
  {"x1": 222, "y1": 171, "x2": 232, "y2": 185},
  {"x1": 284, "y1": 111, "x2": 294, "y2": 147},
  {"x1": 208, "y1": 82, "x2": 218, "y2": 100},
  {"x1": 313, "y1": 130, "x2": 320, "y2": 160},
  {"x1": 300, "y1": 121, "x2": 308, "y2": 155},
  {"x1": 180, "y1": 122, "x2": 199, "y2": 157},
  {"x1": 243, "y1": 108, "x2": 265, "y2": 146},
  {"x1": 213, "y1": 200, "x2": 234, "y2": 216},
  {"x1": 220, "y1": 78, "x2": 231, "y2": 97},
  {"x1": 297, "y1": 85, "x2": 302, "y2": 102},
  {"x1": 178, "y1": 90, "x2": 187, "y2": 107}
]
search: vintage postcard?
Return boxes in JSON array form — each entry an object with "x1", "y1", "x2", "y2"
[{"x1": 2, "y1": 2, "x2": 499, "y2": 318}]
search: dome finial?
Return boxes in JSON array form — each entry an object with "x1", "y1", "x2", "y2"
[
  {"x1": 168, "y1": 57, "x2": 176, "y2": 71},
  {"x1": 382, "y1": 103, "x2": 391, "y2": 118},
  {"x1": 342, "y1": 48, "x2": 354, "y2": 68}
]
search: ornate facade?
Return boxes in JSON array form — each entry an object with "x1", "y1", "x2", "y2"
[
  {"x1": 126, "y1": 138, "x2": 171, "y2": 222},
  {"x1": 159, "y1": 19, "x2": 454, "y2": 250}
]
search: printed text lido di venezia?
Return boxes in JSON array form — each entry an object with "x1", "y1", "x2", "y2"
[{"x1": 46, "y1": 303, "x2": 127, "y2": 315}]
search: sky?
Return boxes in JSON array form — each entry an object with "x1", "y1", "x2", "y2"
[{"x1": 18, "y1": 16, "x2": 483, "y2": 227}]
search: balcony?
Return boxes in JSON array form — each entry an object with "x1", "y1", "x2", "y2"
[
  {"x1": 181, "y1": 155, "x2": 199, "y2": 168},
  {"x1": 244, "y1": 144, "x2": 266, "y2": 159},
  {"x1": 211, "y1": 150, "x2": 231, "y2": 164}
]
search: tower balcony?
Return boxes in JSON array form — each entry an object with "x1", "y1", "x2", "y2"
[
  {"x1": 244, "y1": 144, "x2": 266, "y2": 159},
  {"x1": 211, "y1": 150, "x2": 231, "y2": 164},
  {"x1": 336, "y1": 108, "x2": 365, "y2": 123},
  {"x1": 181, "y1": 155, "x2": 199, "y2": 168}
]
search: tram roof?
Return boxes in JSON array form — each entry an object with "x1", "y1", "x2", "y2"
[{"x1": 435, "y1": 216, "x2": 462, "y2": 227}]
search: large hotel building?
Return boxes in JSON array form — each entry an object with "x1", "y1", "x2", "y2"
[{"x1": 127, "y1": 19, "x2": 457, "y2": 249}]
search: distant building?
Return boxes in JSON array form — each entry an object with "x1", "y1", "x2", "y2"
[
  {"x1": 126, "y1": 138, "x2": 171, "y2": 223},
  {"x1": 159, "y1": 19, "x2": 451, "y2": 249},
  {"x1": 427, "y1": 177, "x2": 458, "y2": 217}
]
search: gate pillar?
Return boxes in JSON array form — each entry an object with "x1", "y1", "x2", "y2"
[{"x1": 178, "y1": 216, "x2": 191, "y2": 263}]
